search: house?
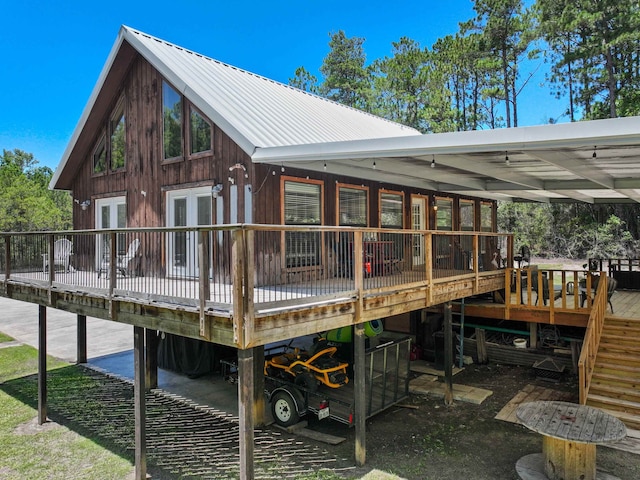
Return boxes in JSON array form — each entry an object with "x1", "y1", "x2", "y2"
[
  {"x1": 14, "y1": 25, "x2": 640, "y2": 479},
  {"x1": 51, "y1": 26, "x2": 501, "y2": 283}
]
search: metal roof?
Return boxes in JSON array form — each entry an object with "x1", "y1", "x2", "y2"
[
  {"x1": 52, "y1": 26, "x2": 640, "y2": 204},
  {"x1": 253, "y1": 116, "x2": 640, "y2": 203}
]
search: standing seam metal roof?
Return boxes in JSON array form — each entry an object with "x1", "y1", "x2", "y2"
[{"x1": 124, "y1": 26, "x2": 421, "y2": 153}]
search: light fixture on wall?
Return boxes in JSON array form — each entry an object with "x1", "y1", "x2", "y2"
[
  {"x1": 373, "y1": 161, "x2": 376, "y2": 169},
  {"x1": 324, "y1": 162, "x2": 327, "y2": 171},
  {"x1": 211, "y1": 184, "x2": 224, "y2": 198},
  {"x1": 592, "y1": 146, "x2": 597, "y2": 158},
  {"x1": 431, "y1": 155, "x2": 435, "y2": 168},
  {"x1": 74, "y1": 199, "x2": 91, "y2": 211},
  {"x1": 505, "y1": 152, "x2": 510, "y2": 166},
  {"x1": 229, "y1": 162, "x2": 249, "y2": 178}
]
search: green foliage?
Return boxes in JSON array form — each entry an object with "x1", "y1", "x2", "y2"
[
  {"x1": 319, "y1": 30, "x2": 372, "y2": 109},
  {"x1": 0, "y1": 149, "x2": 72, "y2": 232},
  {"x1": 289, "y1": 66, "x2": 319, "y2": 94},
  {"x1": 498, "y1": 202, "x2": 639, "y2": 259}
]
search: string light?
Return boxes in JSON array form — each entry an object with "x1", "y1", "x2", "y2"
[
  {"x1": 592, "y1": 146, "x2": 597, "y2": 158},
  {"x1": 373, "y1": 161, "x2": 376, "y2": 169},
  {"x1": 505, "y1": 152, "x2": 510, "y2": 166},
  {"x1": 431, "y1": 155, "x2": 435, "y2": 168}
]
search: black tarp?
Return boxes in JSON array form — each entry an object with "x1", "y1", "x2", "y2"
[{"x1": 158, "y1": 333, "x2": 233, "y2": 378}]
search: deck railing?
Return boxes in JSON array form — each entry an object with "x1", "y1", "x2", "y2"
[
  {"x1": 578, "y1": 276, "x2": 608, "y2": 404},
  {"x1": 0, "y1": 225, "x2": 511, "y2": 313}
]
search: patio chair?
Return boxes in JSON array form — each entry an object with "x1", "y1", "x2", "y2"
[
  {"x1": 533, "y1": 275, "x2": 563, "y2": 306},
  {"x1": 580, "y1": 275, "x2": 617, "y2": 312},
  {"x1": 42, "y1": 238, "x2": 73, "y2": 273},
  {"x1": 98, "y1": 238, "x2": 140, "y2": 278}
]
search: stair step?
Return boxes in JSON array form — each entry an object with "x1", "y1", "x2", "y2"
[
  {"x1": 587, "y1": 394, "x2": 640, "y2": 430},
  {"x1": 603, "y1": 325, "x2": 640, "y2": 337},
  {"x1": 592, "y1": 371, "x2": 640, "y2": 387},
  {"x1": 594, "y1": 361, "x2": 640, "y2": 375},
  {"x1": 601, "y1": 333, "x2": 640, "y2": 346},
  {"x1": 596, "y1": 352, "x2": 640, "y2": 368},
  {"x1": 605, "y1": 317, "x2": 640, "y2": 329},
  {"x1": 588, "y1": 383, "x2": 640, "y2": 403},
  {"x1": 600, "y1": 342, "x2": 640, "y2": 356}
]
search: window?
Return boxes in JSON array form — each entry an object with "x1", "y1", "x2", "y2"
[
  {"x1": 460, "y1": 200, "x2": 475, "y2": 231},
  {"x1": 190, "y1": 107, "x2": 212, "y2": 155},
  {"x1": 110, "y1": 100, "x2": 126, "y2": 170},
  {"x1": 480, "y1": 202, "x2": 493, "y2": 232},
  {"x1": 338, "y1": 185, "x2": 368, "y2": 226},
  {"x1": 93, "y1": 134, "x2": 106, "y2": 175},
  {"x1": 435, "y1": 197, "x2": 453, "y2": 230},
  {"x1": 380, "y1": 191, "x2": 403, "y2": 228},
  {"x1": 283, "y1": 178, "x2": 323, "y2": 268},
  {"x1": 163, "y1": 80, "x2": 183, "y2": 160}
]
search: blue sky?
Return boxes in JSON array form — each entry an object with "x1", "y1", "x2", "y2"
[{"x1": 1, "y1": 0, "x2": 563, "y2": 170}]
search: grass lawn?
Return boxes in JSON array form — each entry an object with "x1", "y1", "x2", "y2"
[
  {"x1": 0, "y1": 344, "x2": 134, "y2": 479},
  {"x1": 0, "y1": 331, "x2": 13, "y2": 343}
]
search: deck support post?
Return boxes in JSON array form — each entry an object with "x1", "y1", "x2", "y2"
[
  {"x1": 38, "y1": 305, "x2": 47, "y2": 425},
  {"x1": 76, "y1": 314, "x2": 87, "y2": 364},
  {"x1": 238, "y1": 347, "x2": 255, "y2": 480},
  {"x1": 133, "y1": 326, "x2": 147, "y2": 480},
  {"x1": 354, "y1": 321, "x2": 366, "y2": 467},
  {"x1": 443, "y1": 302, "x2": 454, "y2": 406},
  {"x1": 145, "y1": 329, "x2": 158, "y2": 390},
  {"x1": 529, "y1": 322, "x2": 538, "y2": 349}
]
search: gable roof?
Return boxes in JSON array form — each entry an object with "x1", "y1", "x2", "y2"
[{"x1": 51, "y1": 26, "x2": 420, "y2": 189}]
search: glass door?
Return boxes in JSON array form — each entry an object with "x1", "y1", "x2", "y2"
[
  {"x1": 167, "y1": 187, "x2": 212, "y2": 277},
  {"x1": 95, "y1": 196, "x2": 126, "y2": 270},
  {"x1": 411, "y1": 196, "x2": 427, "y2": 267}
]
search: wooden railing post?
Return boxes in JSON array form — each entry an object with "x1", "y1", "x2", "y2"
[
  {"x1": 425, "y1": 232, "x2": 433, "y2": 304},
  {"x1": 232, "y1": 228, "x2": 246, "y2": 348},
  {"x1": 198, "y1": 229, "x2": 211, "y2": 339}
]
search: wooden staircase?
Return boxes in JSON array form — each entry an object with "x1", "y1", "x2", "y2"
[{"x1": 586, "y1": 316, "x2": 640, "y2": 430}]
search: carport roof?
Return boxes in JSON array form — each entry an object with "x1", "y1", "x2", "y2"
[{"x1": 252, "y1": 115, "x2": 640, "y2": 204}]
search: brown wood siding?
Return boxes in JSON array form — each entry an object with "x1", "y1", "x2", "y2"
[
  {"x1": 252, "y1": 164, "x2": 497, "y2": 233},
  {"x1": 68, "y1": 55, "x2": 251, "y2": 231},
  {"x1": 66, "y1": 53, "x2": 497, "y2": 238}
]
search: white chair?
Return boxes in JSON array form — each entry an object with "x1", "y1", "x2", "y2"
[
  {"x1": 99, "y1": 238, "x2": 140, "y2": 278},
  {"x1": 117, "y1": 238, "x2": 140, "y2": 276},
  {"x1": 42, "y1": 239, "x2": 73, "y2": 273}
]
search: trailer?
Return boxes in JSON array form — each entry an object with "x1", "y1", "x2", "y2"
[{"x1": 265, "y1": 336, "x2": 412, "y2": 427}]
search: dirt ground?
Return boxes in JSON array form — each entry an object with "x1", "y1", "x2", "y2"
[{"x1": 304, "y1": 363, "x2": 640, "y2": 480}]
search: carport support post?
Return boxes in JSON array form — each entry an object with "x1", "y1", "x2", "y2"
[
  {"x1": 238, "y1": 347, "x2": 255, "y2": 480},
  {"x1": 145, "y1": 329, "x2": 158, "y2": 390},
  {"x1": 443, "y1": 302, "x2": 454, "y2": 406},
  {"x1": 354, "y1": 321, "x2": 366, "y2": 466},
  {"x1": 253, "y1": 346, "x2": 265, "y2": 426},
  {"x1": 133, "y1": 326, "x2": 147, "y2": 480},
  {"x1": 77, "y1": 314, "x2": 87, "y2": 364},
  {"x1": 38, "y1": 305, "x2": 47, "y2": 424}
]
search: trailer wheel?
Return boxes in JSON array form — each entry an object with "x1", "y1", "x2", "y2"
[{"x1": 271, "y1": 391, "x2": 300, "y2": 427}]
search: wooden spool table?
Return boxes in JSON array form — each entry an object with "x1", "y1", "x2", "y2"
[{"x1": 515, "y1": 401, "x2": 626, "y2": 480}]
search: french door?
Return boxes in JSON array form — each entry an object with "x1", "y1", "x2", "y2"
[
  {"x1": 411, "y1": 196, "x2": 428, "y2": 267},
  {"x1": 167, "y1": 187, "x2": 212, "y2": 277},
  {"x1": 95, "y1": 196, "x2": 126, "y2": 269}
]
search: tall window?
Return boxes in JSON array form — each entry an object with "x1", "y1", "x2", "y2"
[
  {"x1": 190, "y1": 107, "x2": 212, "y2": 155},
  {"x1": 338, "y1": 185, "x2": 368, "y2": 226},
  {"x1": 283, "y1": 178, "x2": 323, "y2": 268},
  {"x1": 163, "y1": 80, "x2": 183, "y2": 160},
  {"x1": 480, "y1": 202, "x2": 493, "y2": 232},
  {"x1": 460, "y1": 200, "x2": 475, "y2": 231},
  {"x1": 110, "y1": 100, "x2": 126, "y2": 170},
  {"x1": 435, "y1": 197, "x2": 453, "y2": 230},
  {"x1": 380, "y1": 192, "x2": 403, "y2": 228},
  {"x1": 93, "y1": 134, "x2": 106, "y2": 175}
]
